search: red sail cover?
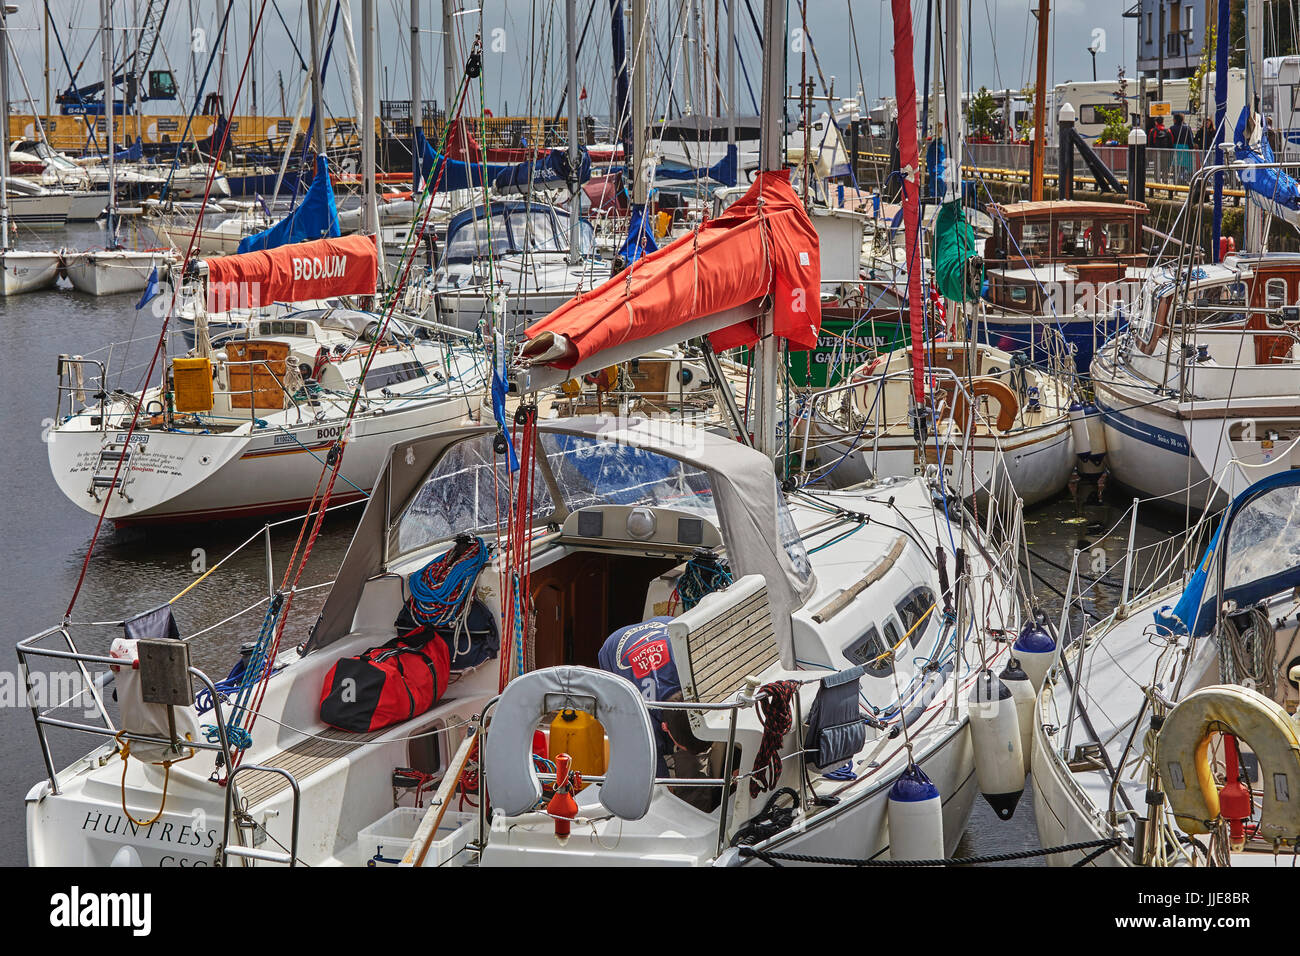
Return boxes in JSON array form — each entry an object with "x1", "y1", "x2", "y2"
[
  {"x1": 889, "y1": 0, "x2": 926, "y2": 405},
  {"x1": 525, "y1": 170, "x2": 820, "y2": 368},
  {"x1": 204, "y1": 234, "x2": 378, "y2": 311}
]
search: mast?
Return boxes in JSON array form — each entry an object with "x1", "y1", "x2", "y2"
[
  {"x1": 443, "y1": 0, "x2": 457, "y2": 113},
  {"x1": 43, "y1": 1, "x2": 51, "y2": 115},
  {"x1": 1030, "y1": 0, "x2": 1049, "y2": 202},
  {"x1": 751, "y1": 0, "x2": 784, "y2": 459},
  {"x1": 943, "y1": 0, "x2": 961, "y2": 205},
  {"x1": 102, "y1": 0, "x2": 117, "y2": 248},
  {"x1": 411, "y1": 0, "x2": 422, "y2": 190},
  {"x1": 362, "y1": 0, "x2": 385, "y2": 280},
  {"x1": 631, "y1": 0, "x2": 647, "y2": 207},
  {"x1": 308, "y1": 0, "x2": 325, "y2": 155},
  {"x1": 726, "y1": 0, "x2": 736, "y2": 148},
  {"x1": 1, "y1": 2, "x2": 11, "y2": 253},
  {"x1": 1211, "y1": 0, "x2": 1228, "y2": 261},
  {"x1": 1245, "y1": 0, "x2": 1264, "y2": 251},
  {"x1": 566, "y1": 0, "x2": 581, "y2": 264}
]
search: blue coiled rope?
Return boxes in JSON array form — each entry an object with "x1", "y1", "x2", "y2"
[{"x1": 405, "y1": 536, "x2": 489, "y2": 628}]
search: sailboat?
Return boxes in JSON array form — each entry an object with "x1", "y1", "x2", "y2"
[
  {"x1": 1031, "y1": 470, "x2": 1300, "y2": 866},
  {"x1": 1092, "y1": 0, "x2": 1300, "y2": 511},
  {"x1": 63, "y1": 0, "x2": 174, "y2": 297},
  {"x1": 20, "y1": 0, "x2": 1031, "y2": 868},
  {"x1": 0, "y1": 6, "x2": 62, "y2": 295}
]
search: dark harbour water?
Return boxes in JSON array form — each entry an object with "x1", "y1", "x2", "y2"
[{"x1": 0, "y1": 222, "x2": 1181, "y2": 865}]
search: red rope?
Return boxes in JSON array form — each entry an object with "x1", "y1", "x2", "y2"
[
  {"x1": 230, "y1": 44, "x2": 485, "y2": 769},
  {"x1": 64, "y1": 1, "x2": 270, "y2": 620}
]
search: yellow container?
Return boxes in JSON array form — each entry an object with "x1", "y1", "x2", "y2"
[
  {"x1": 172, "y1": 357, "x2": 214, "y2": 413},
  {"x1": 549, "y1": 709, "x2": 607, "y2": 789}
]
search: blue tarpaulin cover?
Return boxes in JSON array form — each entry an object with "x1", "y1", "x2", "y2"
[
  {"x1": 418, "y1": 129, "x2": 590, "y2": 194},
  {"x1": 618, "y1": 204, "x2": 658, "y2": 263},
  {"x1": 236, "y1": 154, "x2": 340, "y2": 253},
  {"x1": 114, "y1": 136, "x2": 143, "y2": 162},
  {"x1": 654, "y1": 143, "x2": 738, "y2": 187},
  {"x1": 1233, "y1": 106, "x2": 1300, "y2": 226}
]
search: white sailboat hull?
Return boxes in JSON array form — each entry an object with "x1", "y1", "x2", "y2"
[
  {"x1": 4, "y1": 192, "x2": 72, "y2": 227},
  {"x1": 63, "y1": 249, "x2": 172, "y2": 296},
  {"x1": 48, "y1": 396, "x2": 482, "y2": 525},
  {"x1": 0, "y1": 250, "x2": 62, "y2": 295},
  {"x1": 1093, "y1": 376, "x2": 1221, "y2": 511}
]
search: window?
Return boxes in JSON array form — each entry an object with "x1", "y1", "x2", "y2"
[
  {"x1": 1266, "y1": 277, "x2": 1289, "y2": 310},
  {"x1": 1101, "y1": 220, "x2": 1131, "y2": 254},
  {"x1": 396, "y1": 433, "x2": 556, "y2": 555},
  {"x1": 1020, "y1": 221, "x2": 1050, "y2": 258},
  {"x1": 443, "y1": 211, "x2": 511, "y2": 262},
  {"x1": 364, "y1": 360, "x2": 428, "y2": 391},
  {"x1": 506, "y1": 209, "x2": 564, "y2": 252},
  {"x1": 844, "y1": 625, "x2": 893, "y2": 675},
  {"x1": 895, "y1": 586, "x2": 938, "y2": 645}
]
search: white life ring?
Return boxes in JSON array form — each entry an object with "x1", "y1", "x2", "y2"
[
  {"x1": 1155, "y1": 684, "x2": 1300, "y2": 841},
  {"x1": 484, "y1": 665, "x2": 658, "y2": 820}
]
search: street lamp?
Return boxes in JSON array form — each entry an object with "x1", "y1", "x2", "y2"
[{"x1": 1089, "y1": 39, "x2": 1101, "y2": 82}]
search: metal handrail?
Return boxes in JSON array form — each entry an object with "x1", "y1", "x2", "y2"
[
  {"x1": 55, "y1": 356, "x2": 107, "y2": 431},
  {"x1": 222, "y1": 764, "x2": 301, "y2": 867},
  {"x1": 16, "y1": 625, "x2": 233, "y2": 798}
]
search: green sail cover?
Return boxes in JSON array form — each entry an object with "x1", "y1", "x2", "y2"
[{"x1": 934, "y1": 199, "x2": 982, "y2": 302}]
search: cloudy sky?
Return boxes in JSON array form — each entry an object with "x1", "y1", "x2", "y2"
[{"x1": 3, "y1": 1, "x2": 1136, "y2": 120}]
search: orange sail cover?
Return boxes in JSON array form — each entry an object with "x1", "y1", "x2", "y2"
[
  {"x1": 524, "y1": 170, "x2": 821, "y2": 370},
  {"x1": 204, "y1": 234, "x2": 378, "y2": 310}
]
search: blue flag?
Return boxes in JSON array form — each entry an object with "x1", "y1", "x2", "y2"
[{"x1": 135, "y1": 266, "x2": 160, "y2": 310}]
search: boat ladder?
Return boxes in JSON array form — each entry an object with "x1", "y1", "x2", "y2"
[{"x1": 87, "y1": 440, "x2": 134, "y2": 501}]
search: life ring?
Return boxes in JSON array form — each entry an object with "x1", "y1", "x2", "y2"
[
  {"x1": 484, "y1": 665, "x2": 658, "y2": 820},
  {"x1": 949, "y1": 377, "x2": 1020, "y2": 432},
  {"x1": 1154, "y1": 684, "x2": 1300, "y2": 841}
]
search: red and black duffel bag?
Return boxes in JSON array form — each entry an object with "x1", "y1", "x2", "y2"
[{"x1": 319, "y1": 637, "x2": 450, "y2": 733}]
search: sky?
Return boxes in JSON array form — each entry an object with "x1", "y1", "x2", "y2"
[{"x1": 2, "y1": 1, "x2": 1137, "y2": 120}]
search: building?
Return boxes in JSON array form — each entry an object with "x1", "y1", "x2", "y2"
[{"x1": 1127, "y1": 0, "x2": 1209, "y2": 80}]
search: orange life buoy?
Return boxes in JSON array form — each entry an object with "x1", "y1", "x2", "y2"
[{"x1": 949, "y1": 377, "x2": 1020, "y2": 432}]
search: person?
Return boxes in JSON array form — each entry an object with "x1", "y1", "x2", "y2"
[
  {"x1": 1149, "y1": 116, "x2": 1173, "y2": 181},
  {"x1": 1170, "y1": 113, "x2": 1194, "y2": 184},
  {"x1": 598, "y1": 617, "x2": 717, "y2": 811}
]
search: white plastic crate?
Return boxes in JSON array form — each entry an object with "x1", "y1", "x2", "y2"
[{"x1": 357, "y1": 806, "x2": 476, "y2": 867}]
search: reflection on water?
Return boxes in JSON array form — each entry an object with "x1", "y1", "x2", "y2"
[{"x1": 0, "y1": 252, "x2": 1187, "y2": 864}]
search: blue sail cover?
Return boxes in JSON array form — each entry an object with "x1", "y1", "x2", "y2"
[
  {"x1": 115, "y1": 136, "x2": 143, "y2": 162},
  {"x1": 417, "y1": 128, "x2": 515, "y2": 192},
  {"x1": 655, "y1": 143, "x2": 738, "y2": 187},
  {"x1": 618, "y1": 204, "x2": 658, "y2": 263},
  {"x1": 1156, "y1": 469, "x2": 1300, "y2": 637},
  {"x1": 492, "y1": 146, "x2": 592, "y2": 193},
  {"x1": 418, "y1": 129, "x2": 592, "y2": 194},
  {"x1": 237, "y1": 154, "x2": 340, "y2": 254},
  {"x1": 926, "y1": 138, "x2": 946, "y2": 199},
  {"x1": 1233, "y1": 106, "x2": 1300, "y2": 226}
]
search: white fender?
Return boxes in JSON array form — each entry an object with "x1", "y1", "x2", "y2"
[
  {"x1": 485, "y1": 665, "x2": 659, "y2": 820},
  {"x1": 968, "y1": 671, "x2": 1025, "y2": 820},
  {"x1": 887, "y1": 764, "x2": 945, "y2": 861},
  {"x1": 1155, "y1": 684, "x2": 1300, "y2": 841},
  {"x1": 999, "y1": 658, "x2": 1037, "y2": 766}
]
